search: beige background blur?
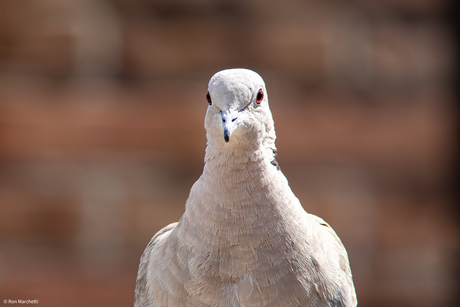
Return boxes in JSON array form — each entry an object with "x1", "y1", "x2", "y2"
[{"x1": 0, "y1": 0, "x2": 458, "y2": 306}]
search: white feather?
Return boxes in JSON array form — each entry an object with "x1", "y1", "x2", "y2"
[{"x1": 135, "y1": 68, "x2": 357, "y2": 307}]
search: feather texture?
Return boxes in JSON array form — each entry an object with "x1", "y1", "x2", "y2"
[{"x1": 135, "y1": 69, "x2": 357, "y2": 307}]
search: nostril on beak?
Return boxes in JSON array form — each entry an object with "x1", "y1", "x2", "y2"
[{"x1": 222, "y1": 115, "x2": 237, "y2": 123}]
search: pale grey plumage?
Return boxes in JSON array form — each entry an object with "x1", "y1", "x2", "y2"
[{"x1": 135, "y1": 68, "x2": 357, "y2": 307}]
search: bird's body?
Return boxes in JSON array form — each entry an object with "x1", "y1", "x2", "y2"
[{"x1": 135, "y1": 69, "x2": 357, "y2": 307}]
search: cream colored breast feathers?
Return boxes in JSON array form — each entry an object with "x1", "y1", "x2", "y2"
[{"x1": 135, "y1": 68, "x2": 357, "y2": 307}]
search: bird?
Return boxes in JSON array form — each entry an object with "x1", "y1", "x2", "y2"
[{"x1": 135, "y1": 68, "x2": 357, "y2": 307}]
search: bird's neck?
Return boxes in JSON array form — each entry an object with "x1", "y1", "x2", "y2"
[
  {"x1": 202, "y1": 145, "x2": 276, "y2": 202},
  {"x1": 177, "y1": 142, "x2": 302, "y2": 254},
  {"x1": 183, "y1": 143, "x2": 289, "y2": 226}
]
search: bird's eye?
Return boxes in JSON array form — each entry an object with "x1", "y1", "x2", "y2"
[
  {"x1": 256, "y1": 89, "x2": 264, "y2": 104},
  {"x1": 206, "y1": 91, "x2": 212, "y2": 105}
]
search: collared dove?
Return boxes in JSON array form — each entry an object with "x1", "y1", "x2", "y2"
[{"x1": 135, "y1": 68, "x2": 357, "y2": 307}]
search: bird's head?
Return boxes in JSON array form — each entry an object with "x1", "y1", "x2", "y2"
[{"x1": 204, "y1": 68, "x2": 276, "y2": 155}]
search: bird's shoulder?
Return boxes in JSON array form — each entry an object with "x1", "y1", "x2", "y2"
[
  {"x1": 134, "y1": 222, "x2": 178, "y2": 307},
  {"x1": 303, "y1": 214, "x2": 357, "y2": 307}
]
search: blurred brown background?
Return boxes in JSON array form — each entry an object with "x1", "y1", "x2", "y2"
[{"x1": 0, "y1": 0, "x2": 458, "y2": 306}]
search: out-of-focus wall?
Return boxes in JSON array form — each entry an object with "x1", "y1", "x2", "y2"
[{"x1": 0, "y1": 0, "x2": 458, "y2": 306}]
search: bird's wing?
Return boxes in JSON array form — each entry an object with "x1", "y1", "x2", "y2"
[
  {"x1": 310, "y1": 215, "x2": 357, "y2": 307},
  {"x1": 134, "y1": 222, "x2": 178, "y2": 307}
]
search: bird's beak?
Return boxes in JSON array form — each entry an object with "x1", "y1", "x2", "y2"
[{"x1": 221, "y1": 109, "x2": 239, "y2": 143}]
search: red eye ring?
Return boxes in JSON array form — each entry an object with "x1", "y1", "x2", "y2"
[
  {"x1": 206, "y1": 91, "x2": 212, "y2": 105},
  {"x1": 256, "y1": 88, "x2": 264, "y2": 104}
]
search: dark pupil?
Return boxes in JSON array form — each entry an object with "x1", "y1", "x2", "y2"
[
  {"x1": 206, "y1": 92, "x2": 212, "y2": 104},
  {"x1": 257, "y1": 91, "x2": 263, "y2": 101}
]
